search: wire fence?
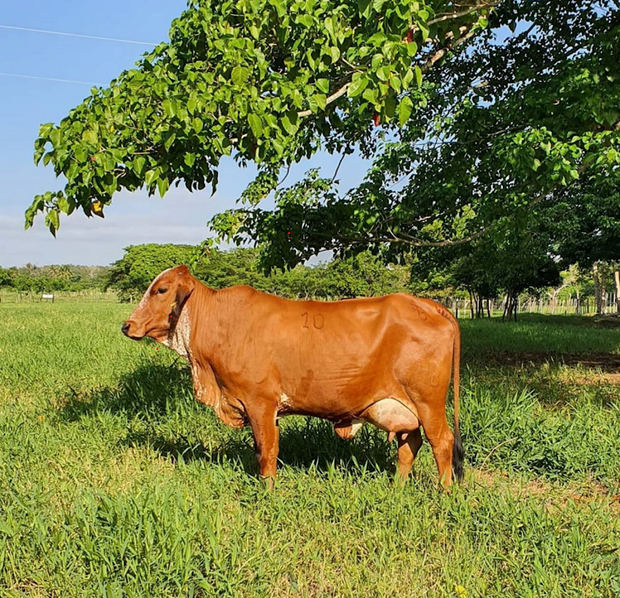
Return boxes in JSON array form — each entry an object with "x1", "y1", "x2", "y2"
[
  {"x1": 1, "y1": 290, "x2": 618, "y2": 317},
  {"x1": 0, "y1": 290, "x2": 118, "y2": 303},
  {"x1": 445, "y1": 294, "x2": 618, "y2": 318}
]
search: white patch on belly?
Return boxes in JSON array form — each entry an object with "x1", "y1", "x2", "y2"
[
  {"x1": 361, "y1": 398, "x2": 419, "y2": 433},
  {"x1": 349, "y1": 419, "x2": 364, "y2": 437},
  {"x1": 279, "y1": 393, "x2": 291, "y2": 406}
]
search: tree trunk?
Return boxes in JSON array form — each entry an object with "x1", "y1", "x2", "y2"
[
  {"x1": 512, "y1": 294, "x2": 518, "y2": 321},
  {"x1": 593, "y1": 262, "x2": 603, "y2": 315},
  {"x1": 614, "y1": 269, "x2": 620, "y2": 314},
  {"x1": 575, "y1": 288, "x2": 581, "y2": 315}
]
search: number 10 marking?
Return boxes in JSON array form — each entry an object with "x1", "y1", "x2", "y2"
[{"x1": 301, "y1": 312, "x2": 324, "y2": 329}]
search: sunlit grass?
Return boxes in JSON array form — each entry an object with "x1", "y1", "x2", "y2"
[{"x1": 0, "y1": 303, "x2": 618, "y2": 596}]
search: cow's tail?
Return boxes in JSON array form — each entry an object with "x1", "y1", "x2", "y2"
[{"x1": 450, "y1": 314, "x2": 464, "y2": 482}]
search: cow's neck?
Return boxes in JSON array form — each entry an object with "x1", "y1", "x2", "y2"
[
  {"x1": 162, "y1": 307, "x2": 192, "y2": 359},
  {"x1": 180, "y1": 278, "x2": 217, "y2": 362},
  {"x1": 163, "y1": 279, "x2": 215, "y2": 360}
]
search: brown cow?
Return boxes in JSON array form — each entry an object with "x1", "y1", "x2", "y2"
[{"x1": 122, "y1": 265, "x2": 464, "y2": 487}]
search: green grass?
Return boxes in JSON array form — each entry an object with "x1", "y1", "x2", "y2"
[{"x1": 0, "y1": 303, "x2": 618, "y2": 597}]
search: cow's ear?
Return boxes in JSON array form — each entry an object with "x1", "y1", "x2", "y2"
[
  {"x1": 171, "y1": 277, "x2": 194, "y2": 319},
  {"x1": 176, "y1": 265, "x2": 190, "y2": 276}
]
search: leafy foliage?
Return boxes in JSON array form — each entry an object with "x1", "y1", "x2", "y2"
[
  {"x1": 105, "y1": 243, "x2": 410, "y2": 301},
  {"x1": 28, "y1": 0, "x2": 491, "y2": 234},
  {"x1": 212, "y1": 0, "x2": 619, "y2": 270},
  {"x1": 105, "y1": 244, "x2": 195, "y2": 300},
  {"x1": 0, "y1": 265, "x2": 109, "y2": 293}
]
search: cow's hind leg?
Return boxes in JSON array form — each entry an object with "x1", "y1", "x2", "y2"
[
  {"x1": 247, "y1": 401, "x2": 279, "y2": 488},
  {"x1": 396, "y1": 428, "x2": 423, "y2": 481},
  {"x1": 416, "y1": 404, "x2": 454, "y2": 488}
]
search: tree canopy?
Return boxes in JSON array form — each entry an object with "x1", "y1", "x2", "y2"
[
  {"x1": 212, "y1": 0, "x2": 619, "y2": 269},
  {"x1": 27, "y1": 0, "x2": 493, "y2": 235}
]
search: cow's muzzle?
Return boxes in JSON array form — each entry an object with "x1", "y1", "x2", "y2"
[{"x1": 122, "y1": 321, "x2": 143, "y2": 340}]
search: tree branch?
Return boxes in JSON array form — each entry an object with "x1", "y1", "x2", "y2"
[
  {"x1": 427, "y1": 2, "x2": 496, "y2": 26},
  {"x1": 297, "y1": 83, "x2": 351, "y2": 118}
]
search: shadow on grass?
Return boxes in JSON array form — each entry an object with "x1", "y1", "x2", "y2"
[{"x1": 58, "y1": 362, "x2": 394, "y2": 477}]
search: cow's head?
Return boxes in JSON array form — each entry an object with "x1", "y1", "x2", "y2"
[{"x1": 121, "y1": 265, "x2": 194, "y2": 342}]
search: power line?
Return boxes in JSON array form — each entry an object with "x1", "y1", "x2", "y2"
[
  {"x1": 0, "y1": 24, "x2": 158, "y2": 46},
  {"x1": 0, "y1": 72, "x2": 97, "y2": 85}
]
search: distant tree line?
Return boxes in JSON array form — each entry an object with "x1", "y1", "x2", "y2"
[
  {"x1": 2, "y1": 245, "x2": 616, "y2": 317},
  {"x1": 103, "y1": 243, "x2": 617, "y2": 318},
  {"x1": 0, "y1": 264, "x2": 109, "y2": 294}
]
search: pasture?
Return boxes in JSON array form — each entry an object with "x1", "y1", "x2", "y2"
[{"x1": 0, "y1": 302, "x2": 618, "y2": 597}]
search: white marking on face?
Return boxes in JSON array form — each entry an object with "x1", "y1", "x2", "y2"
[{"x1": 137, "y1": 267, "x2": 174, "y2": 309}]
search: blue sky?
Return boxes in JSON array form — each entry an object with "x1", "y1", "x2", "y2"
[{"x1": 0, "y1": 1, "x2": 366, "y2": 266}]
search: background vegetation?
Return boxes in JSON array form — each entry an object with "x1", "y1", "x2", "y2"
[{"x1": 3, "y1": 245, "x2": 616, "y2": 320}]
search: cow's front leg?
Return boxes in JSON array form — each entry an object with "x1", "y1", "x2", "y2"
[{"x1": 247, "y1": 401, "x2": 279, "y2": 488}]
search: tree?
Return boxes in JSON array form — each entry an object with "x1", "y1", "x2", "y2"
[
  {"x1": 105, "y1": 244, "x2": 195, "y2": 300},
  {"x1": 409, "y1": 213, "x2": 561, "y2": 319},
  {"x1": 27, "y1": 0, "x2": 493, "y2": 234},
  {"x1": 211, "y1": 0, "x2": 619, "y2": 270},
  {"x1": 0, "y1": 268, "x2": 13, "y2": 288}
]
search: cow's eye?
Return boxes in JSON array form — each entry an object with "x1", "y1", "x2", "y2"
[{"x1": 157, "y1": 288, "x2": 168, "y2": 294}]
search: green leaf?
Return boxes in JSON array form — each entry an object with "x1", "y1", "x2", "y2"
[
  {"x1": 295, "y1": 14, "x2": 314, "y2": 27},
  {"x1": 398, "y1": 96, "x2": 413, "y2": 126},
  {"x1": 145, "y1": 169, "x2": 158, "y2": 187},
  {"x1": 376, "y1": 66, "x2": 390, "y2": 82},
  {"x1": 414, "y1": 65, "x2": 422, "y2": 88},
  {"x1": 281, "y1": 111, "x2": 298, "y2": 135},
  {"x1": 57, "y1": 195, "x2": 70, "y2": 214},
  {"x1": 384, "y1": 94, "x2": 396, "y2": 118},
  {"x1": 232, "y1": 66, "x2": 250, "y2": 86},
  {"x1": 249, "y1": 24, "x2": 260, "y2": 39},
  {"x1": 164, "y1": 131, "x2": 177, "y2": 151},
  {"x1": 46, "y1": 210, "x2": 60, "y2": 236},
  {"x1": 82, "y1": 129, "x2": 98, "y2": 146},
  {"x1": 348, "y1": 75, "x2": 369, "y2": 98},
  {"x1": 248, "y1": 113, "x2": 263, "y2": 138},
  {"x1": 133, "y1": 156, "x2": 147, "y2": 176},
  {"x1": 316, "y1": 78, "x2": 329, "y2": 94},
  {"x1": 157, "y1": 177, "x2": 170, "y2": 197},
  {"x1": 39, "y1": 123, "x2": 54, "y2": 138},
  {"x1": 314, "y1": 94, "x2": 327, "y2": 110}
]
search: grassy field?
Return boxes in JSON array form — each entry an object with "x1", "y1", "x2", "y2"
[{"x1": 0, "y1": 302, "x2": 618, "y2": 597}]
